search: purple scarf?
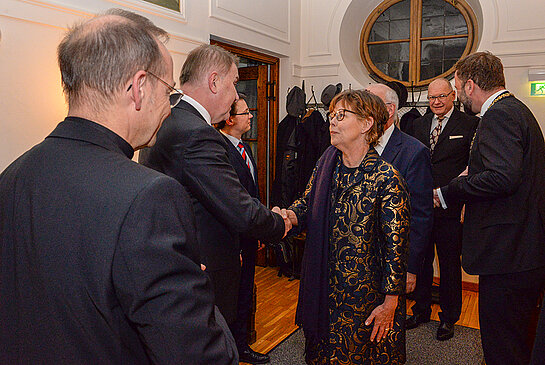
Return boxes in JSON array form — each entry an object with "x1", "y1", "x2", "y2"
[{"x1": 295, "y1": 146, "x2": 339, "y2": 345}]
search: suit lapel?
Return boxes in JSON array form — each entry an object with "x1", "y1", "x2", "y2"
[
  {"x1": 436, "y1": 109, "x2": 461, "y2": 146},
  {"x1": 221, "y1": 134, "x2": 256, "y2": 185},
  {"x1": 382, "y1": 126, "x2": 402, "y2": 163},
  {"x1": 421, "y1": 114, "x2": 433, "y2": 148}
]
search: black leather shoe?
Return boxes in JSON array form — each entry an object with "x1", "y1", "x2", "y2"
[
  {"x1": 239, "y1": 347, "x2": 270, "y2": 364},
  {"x1": 436, "y1": 321, "x2": 455, "y2": 341},
  {"x1": 406, "y1": 312, "x2": 430, "y2": 329}
]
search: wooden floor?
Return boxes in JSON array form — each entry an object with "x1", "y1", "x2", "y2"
[{"x1": 251, "y1": 266, "x2": 480, "y2": 355}]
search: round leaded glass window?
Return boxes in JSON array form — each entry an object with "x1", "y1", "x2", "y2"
[{"x1": 361, "y1": 0, "x2": 478, "y2": 87}]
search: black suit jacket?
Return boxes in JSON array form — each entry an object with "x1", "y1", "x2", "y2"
[
  {"x1": 221, "y1": 134, "x2": 259, "y2": 199},
  {"x1": 139, "y1": 99, "x2": 284, "y2": 319},
  {"x1": 443, "y1": 94, "x2": 545, "y2": 275},
  {"x1": 407, "y1": 109, "x2": 479, "y2": 218},
  {"x1": 382, "y1": 127, "x2": 434, "y2": 274},
  {"x1": 220, "y1": 134, "x2": 260, "y2": 251},
  {"x1": 0, "y1": 118, "x2": 236, "y2": 364}
]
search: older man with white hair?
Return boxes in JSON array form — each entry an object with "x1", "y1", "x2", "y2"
[{"x1": 366, "y1": 84, "x2": 434, "y2": 299}]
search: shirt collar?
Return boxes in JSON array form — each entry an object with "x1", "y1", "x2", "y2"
[
  {"x1": 181, "y1": 94, "x2": 211, "y2": 125},
  {"x1": 480, "y1": 89, "x2": 508, "y2": 116},
  {"x1": 375, "y1": 122, "x2": 395, "y2": 156},
  {"x1": 49, "y1": 117, "x2": 134, "y2": 159},
  {"x1": 219, "y1": 130, "x2": 241, "y2": 148}
]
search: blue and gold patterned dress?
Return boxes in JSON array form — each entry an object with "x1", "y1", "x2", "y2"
[{"x1": 291, "y1": 147, "x2": 410, "y2": 365}]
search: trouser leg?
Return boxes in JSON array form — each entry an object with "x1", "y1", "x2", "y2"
[
  {"x1": 479, "y1": 267, "x2": 545, "y2": 365},
  {"x1": 434, "y1": 218, "x2": 462, "y2": 324}
]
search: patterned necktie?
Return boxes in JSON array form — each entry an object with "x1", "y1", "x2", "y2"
[
  {"x1": 429, "y1": 117, "x2": 444, "y2": 153},
  {"x1": 237, "y1": 142, "x2": 251, "y2": 170}
]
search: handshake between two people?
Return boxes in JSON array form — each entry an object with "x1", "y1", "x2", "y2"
[{"x1": 271, "y1": 207, "x2": 299, "y2": 238}]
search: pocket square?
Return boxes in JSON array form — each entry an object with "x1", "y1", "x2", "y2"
[{"x1": 449, "y1": 135, "x2": 463, "y2": 139}]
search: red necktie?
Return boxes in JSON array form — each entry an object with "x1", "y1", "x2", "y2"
[{"x1": 238, "y1": 142, "x2": 251, "y2": 170}]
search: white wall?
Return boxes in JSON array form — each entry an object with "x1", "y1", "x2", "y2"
[{"x1": 0, "y1": 0, "x2": 301, "y2": 170}]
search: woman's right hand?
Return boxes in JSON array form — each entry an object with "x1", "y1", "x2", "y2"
[{"x1": 365, "y1": 295, "x2": 398, "y2": 342}]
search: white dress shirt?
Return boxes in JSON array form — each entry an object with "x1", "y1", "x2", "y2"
[
  {"x1": 375, "y1": 123, "x2": 395, "y2": 156},
  {"x1": 181, "y1": 94, "x2": 212, "y2": 125}
]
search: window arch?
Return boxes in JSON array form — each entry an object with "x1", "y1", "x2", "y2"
[{"x1": 360, "y1": 0, "x2": 478, "y2": 87}]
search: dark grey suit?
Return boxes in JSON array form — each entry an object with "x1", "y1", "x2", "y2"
[
  {"x1": 220, "y1": 133, "x2": 260, "y2": 349},
  {"x1": 0, "y1": 117, "x2": 237, "y2": 364},
  {"x1": 442, "y1": 93, "x2": 545, "y2": 365},
  {"x1": 407, "y1": 108, "x2": 478, "y2": 324},
  {"x1": 139, "y1": 98, "x2": 285, "y2": 324}
]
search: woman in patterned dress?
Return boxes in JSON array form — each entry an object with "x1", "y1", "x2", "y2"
[{"x1": 284, "y1": 89, "x2": 410, "y2": 364}]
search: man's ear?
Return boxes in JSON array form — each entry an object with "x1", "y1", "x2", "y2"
[
  {"x1": 226, "y1": 117, "x2": 235, "y2": 126},
  {"x1": 208, "y1": 72, "x2": 219, "y2": 94},
  {"x1": 465, "y1": 79, "x2": 475, "y2": 96},
  {"x1": 387, "y1": 103, "x2": 396, "y2": 120},
  {"x1": 128, "y1": 70, "x2": 147, "y2": 111}
]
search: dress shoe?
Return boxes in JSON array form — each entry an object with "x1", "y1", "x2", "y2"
[
  {"x1": 436, "y1": 321, "x2": 454, "y2": 341},
  {"x1": 406, "y1": 312, "x2": 430, "y2": 329},
  {"x1": 238, "y1": 347, "x2": 270, "y2": 364}
]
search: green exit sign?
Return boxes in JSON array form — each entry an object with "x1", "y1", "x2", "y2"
[{"x1": 530, "y1": 82, "x2": 545, "y2": 96}]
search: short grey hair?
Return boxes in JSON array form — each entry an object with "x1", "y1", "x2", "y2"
[
  {"x1": 180, "y1": 44, "x2": 239, "y2": 86},
  {"x1": 57, "y1": 9, "x2": 168, "y2": 109},
  {"x1": 382, "y1": 85, "x2": 399, "y2": 111}
]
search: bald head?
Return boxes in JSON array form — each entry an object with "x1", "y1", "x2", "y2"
[
  {"x1": 427, "y1": 78, "x2": 455, "y2": 118},
  {"x1": 58, "y1": 10, "x2": 168, "y2": 110},
  {"x1": 365, "y1": 84, "x2": 398, "y2": 128},
  {"x1": 429, "y1": 78, "x2": 453, "y2": 91}
]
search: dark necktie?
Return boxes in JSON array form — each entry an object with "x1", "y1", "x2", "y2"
[
  {"x1": 237, "y1": 142, "x2": 251, "y2": 170},
  {"x1": 429, "y1": 117, "x2": 444, "y2": 153}
]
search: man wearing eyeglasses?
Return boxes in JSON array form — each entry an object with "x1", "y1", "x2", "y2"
[
  {"x1": 0, "y1": 10, "x2": 237, "y2": 364},
  {"x1": 405, "y1": 78, "x2": 479, "y2": 341},
  {"x1": 366, "y1": 83, "x2": 434, "y2": 303},
  {"x1": 139, "y1": 45, "x2": 288, "y2": 354}
]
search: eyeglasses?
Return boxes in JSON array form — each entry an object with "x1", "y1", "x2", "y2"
[
  {"x1": 145, "y1": 70, "x2": 184, "y2": 108},
  {"x1": 328, "y1": 109, "x2": 359, "y2": 122},
  {"x1": 127, "y1": 70, "x2": 184, "y2": 108},
  {"x1": 232, "y1": 111, "x2": 251, "y2": 116},
  {"x1": 428, "y1": 90, "x2": 453, "y2": 102}
]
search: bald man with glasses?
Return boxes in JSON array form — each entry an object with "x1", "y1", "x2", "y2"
[{"x1": 405, "y1": 78, "x2": 478, "y2": 341}]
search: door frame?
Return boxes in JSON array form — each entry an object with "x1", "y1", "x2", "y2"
[{"x1": 210, "y1": 40, "x2": 280, "y2": 207}]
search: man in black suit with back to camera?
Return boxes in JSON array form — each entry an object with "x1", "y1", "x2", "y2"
[
  {"x1": 139, "y1": 44, "x2": 288, "y2": 364},
  {"x1": 405, "y1": 78, "x2": 479, "y2": 341},
  {"x1": 217, "y1": 94, "x2": 270, "y2": 364},
  {"x1": 0, "y1": 9, "x2": 237, "y2": 364},
  {"x1": 437, "y1": 52, "x2": 545, "y2": 365}
]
